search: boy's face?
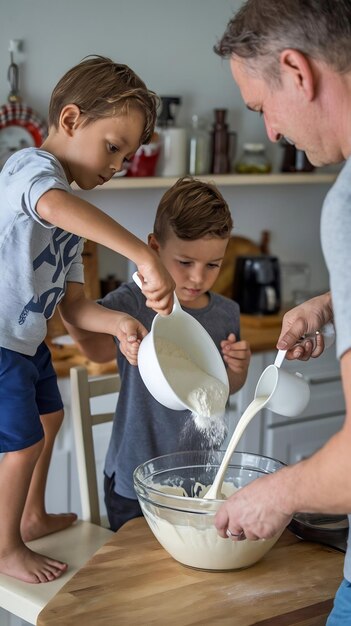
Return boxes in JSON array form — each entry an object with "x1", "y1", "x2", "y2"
[
  {"x1": 62, "y1": 107, "x2": 145, "y2": 189},
  {"x1": 149, "y1": 230, "x2": 228, "y2": 308}
]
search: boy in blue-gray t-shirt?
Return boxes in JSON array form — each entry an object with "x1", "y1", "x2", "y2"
[
  {"x1": 0, "y1": 55, "x2": 174, "y2": 584},
  {"x1": 66, "y1": 176, "x2": 251, "y2": 532}
]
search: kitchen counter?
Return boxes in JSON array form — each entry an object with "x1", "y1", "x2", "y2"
[
  {"x1": 37, "y1": 517, "x2": 343, "y2": 626},
  {"x1": 49, "y1": 313, "x2": 283, "y2": 377}
]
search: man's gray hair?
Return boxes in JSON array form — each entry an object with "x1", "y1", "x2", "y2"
[{"x1": 214, "y1": 0, "x2": 351, "y2": 83}]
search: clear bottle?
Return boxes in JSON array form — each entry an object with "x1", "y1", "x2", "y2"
[
  {"x1": 235, "y1": 143, "x2": 272, "y2": 174},
  {"x1": 188, "y1": 115, "x2": 210, "y2": 176}
]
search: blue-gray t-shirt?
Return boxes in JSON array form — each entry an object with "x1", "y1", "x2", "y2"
[
  {"x1": 0, "y1": 148, "x2": 84, "y2": 355},
  {"x1": 321, "y1": 156, "x2": 351, "y2": 581},
  {"x1": 101, "y1": 281, "x2": 240, "y2": 499}
]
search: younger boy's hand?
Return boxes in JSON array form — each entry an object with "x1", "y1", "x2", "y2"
[
  {"x1": 221, "y1": 334, "x2": 251, "y2": 391},
  {"x1": 116, "y1": 314, "x2": 148, "y2": 366},
  {"x1": 137, "y1": 254, "x2": 175, "y2": 315}
]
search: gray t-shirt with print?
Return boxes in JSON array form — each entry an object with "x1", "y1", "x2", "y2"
[
  {"x1": 101, "y1": 281, "x2": 241, "y2": 499},
  {"x1": 0, "y1": 148, "x2": 84, "y2": 355},
  {"x1": 321, "y1": 156, "x2": 351, "y2": 581}
]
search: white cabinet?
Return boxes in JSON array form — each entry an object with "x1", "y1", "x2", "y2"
[
  {"x1": 265, "y1": 413, "x2": 345, "y2": 465},
  {"x1": 227, "y1": 348, "x2": 345, "y2": 465}
]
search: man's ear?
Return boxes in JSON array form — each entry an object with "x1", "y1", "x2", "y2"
[
  {"x1": 279, "y1": 49, "x2": 316, "y2": 101},
  {"x1": 148, "y1": 233, "x2": 161, "y2": 254},
  {"x1": 59, "y1": 104, "x2": 82, "y2": 136}
]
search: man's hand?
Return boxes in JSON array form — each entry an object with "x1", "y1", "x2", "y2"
[
  {"x1": 277, "y1": 292, "x2": 333, "y2": 361},
  {"x1": 215, "y1": 471, "x2": 292, "y2": 541}
]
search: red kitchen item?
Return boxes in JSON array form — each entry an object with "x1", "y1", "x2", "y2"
[
  {"x1": 126, "y1": 133, "x2": 160, "y2": 177},
  {"x1": 0, "y1": 102, "x2": 47, "y2": 145}
]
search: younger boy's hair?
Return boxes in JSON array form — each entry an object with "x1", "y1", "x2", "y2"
[
  {"x1": 48, "y1": 55, "x2": 158, "y2": 145},
  {"x1": 153, "y1": 176, "x2": 233, "y2": 244}
]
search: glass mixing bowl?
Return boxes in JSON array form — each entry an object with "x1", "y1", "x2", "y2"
[{"x1": 133, "y1": 450, "x2": 286, "y2": 571}]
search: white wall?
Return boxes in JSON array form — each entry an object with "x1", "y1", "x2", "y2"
[
  {"x1": 1, "y1": 0, "x2": 333, "y2": 293},
  {"x1": 78, "y1": 181, "x2": 331, "y2": 295},
  {"x1": 1, "y1": 0, "x2": 265, "y2": 147}
]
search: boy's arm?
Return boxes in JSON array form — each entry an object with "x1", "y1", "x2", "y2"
[
  {"x1": 62, "y1": 318, "x2": 116, "y2": 364},
  {"x1": 220, "y1": 334, "x2": 251, "y2": 394},
  {"x1": 59, "y1": 282, "x2": 147, "y2": 366},
  {"x1": 36, "y1": 189, "x2": 175, "y2": 314}
]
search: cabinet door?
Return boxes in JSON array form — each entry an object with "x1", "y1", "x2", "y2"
[{"x1": 265, "y1": 414, "x2": 345, "y2": 465}]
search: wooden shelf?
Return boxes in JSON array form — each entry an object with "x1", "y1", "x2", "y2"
[{"x1": 72, "y1": 172, "x2": 337, "y2": 191}]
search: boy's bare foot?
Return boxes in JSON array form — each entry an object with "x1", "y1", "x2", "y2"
[
  {"x1": 21, "y1": 512, "x2": 78, "y2": 543},
  {"x1": 0, "y1": 544, "x2": 67, "y2": 583}
]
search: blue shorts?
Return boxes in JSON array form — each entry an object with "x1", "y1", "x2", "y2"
[
  {"x1": 0, "y1": 342, "x2": 63, "y2": 452},
  {"x1": 326, "y1": 578, "x2": 351, "y2": 625}
]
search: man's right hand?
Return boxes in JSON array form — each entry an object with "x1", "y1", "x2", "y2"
[{"x1": 277, "y1": 292, "x2": 333, "y2": 361}]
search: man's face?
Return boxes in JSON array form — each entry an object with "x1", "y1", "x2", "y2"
[{"x1": 230, "y1": 56, "x2": 339, "y2": 167}]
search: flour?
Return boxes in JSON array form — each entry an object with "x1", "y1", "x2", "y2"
[{"x1": 155, "y1": 337, "x2": 228, "y2": 443}]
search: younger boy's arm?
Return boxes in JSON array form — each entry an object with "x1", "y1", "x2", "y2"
[
  {"x1": 220, "y1": 333, "x2": 251, "y2": 394},
  {"x1": 36, "y1": 189, "x2": 175, "y2": 314},
  {"x1": 59, "y1": 282, "x2": 147, "y2": 366}
]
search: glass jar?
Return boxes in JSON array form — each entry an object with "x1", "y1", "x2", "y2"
[
  {"x1": 235, "y1": 143, "x2": 272, "y2": 174},
  {"x1": 188, "y1": 114, "x2": 210, "y2": 175}
]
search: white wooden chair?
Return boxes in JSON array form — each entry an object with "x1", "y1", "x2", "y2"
[
  {"x1": 70, "y1": 365, "x2": 121, "y2": 526},
  {"x1": 0, "y1": 366, "x2": 119, "y2": 625}
]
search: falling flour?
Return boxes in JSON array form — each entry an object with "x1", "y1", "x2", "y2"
[{"x1": 155, "y1": 337, "x2": 228, "y2": 442}]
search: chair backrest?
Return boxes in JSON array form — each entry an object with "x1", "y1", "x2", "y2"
[{"x1": 70, "y1": 366, "x2": 121, "y2": 526}]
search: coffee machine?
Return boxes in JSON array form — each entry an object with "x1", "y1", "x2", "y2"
[{"x1": 233, "y1": 256, "x2": 281, "y2": 315}]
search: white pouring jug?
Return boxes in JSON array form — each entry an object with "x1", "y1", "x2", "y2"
[
  {"x1": 204, "y1": 324, "x2": 336, "y2": 499},
  {"x1": 132, "y1": 273, "x2": 229, "y2": 411},
  {"x1": 254, "y1": 363, "x2": 310, "y2": 417},
  {"x1": 263, "y1": 321, "x2": 335, "y2": 415},
  {"x1": 204, "y1": 354, "x2": 310, "y2": 500}
]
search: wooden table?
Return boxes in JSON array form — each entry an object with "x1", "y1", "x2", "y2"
[{"x1": 37, "y1": 518, "x2": 344, "y2": 626}]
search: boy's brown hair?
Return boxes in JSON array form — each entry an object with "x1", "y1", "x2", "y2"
[
  {"x1": 153, "y1": 176, "x2": 233, "y2": 244},
  {"x1": 48, "y1": 55, "x2": 158, "y2": 145}
]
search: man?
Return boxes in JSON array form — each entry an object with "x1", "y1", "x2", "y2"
[{"x1": 213, "y1": 1, "x2": 351, "y2": 622}]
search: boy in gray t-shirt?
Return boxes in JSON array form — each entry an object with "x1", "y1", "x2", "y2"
[
  {"x1": 67, "y1": 176, "x2": 251, "y2": 531},
  {"x1": 0, "y1": 56, "x2": 174, "y2": 584}
]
